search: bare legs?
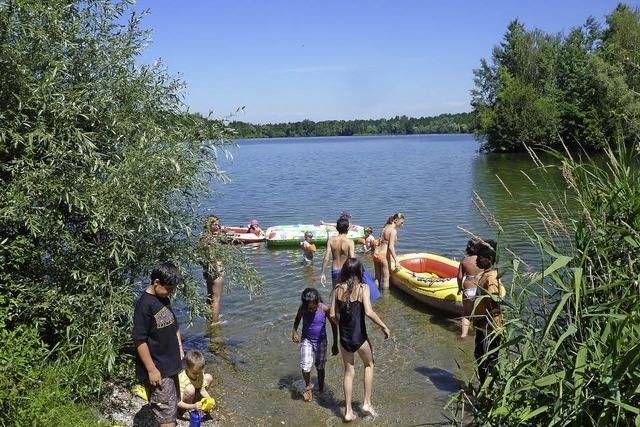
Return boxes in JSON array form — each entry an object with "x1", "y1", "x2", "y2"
[
  {"x1": 341, "y1": 349, "x2": 356, "y2": 421},
  {"x1": 461, "y1": 298, "x2": 472, "y2": 338},
  {"x1": 205, "y1": 272, "x2": 224, "y2": 324},
  {"x1": 340, "y1": 341, "x2": 376, "y2": 421},
  {"x1": 380, "y1": 257, "x2": 390, "y2": 291}
]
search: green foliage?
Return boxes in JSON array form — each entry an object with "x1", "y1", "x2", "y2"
[
  {"x1": 0, "y1": 0, "x2": 258, "y2": 424},
  {"x1": 473, "y1": 5, "x2": 640, "y2": 152},
  {"x1": 478, "y1": 67, "x2": 560, "y2": 151},
  {"x1": 460, "y1": 140, "x2": 640, "y2": 425},
  {"x1": 229, "y1": 112, "x2": 477, "y2": 138}
]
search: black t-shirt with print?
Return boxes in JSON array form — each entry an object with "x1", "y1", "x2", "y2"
[{"x1": 133, "y1": 291, "x2": 182, "y2": 382}]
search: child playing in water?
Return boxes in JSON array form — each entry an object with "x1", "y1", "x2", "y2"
[
  {"x1": 177, "y1": 350, "x2": 214, "y2": 414},
  {"x1": 300, "y1": 231, "x2": 316, "y2": 262},
  {"x1": 291, "y1": 288, "x2": 339, "y2": 401},
  {"x1": 363, "y1": 227, "x2": 376, "y2": 252}
]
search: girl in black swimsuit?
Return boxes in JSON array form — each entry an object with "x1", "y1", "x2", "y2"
[{"x1": 330, "y1": 258, "x2": 391, "y2": 422}]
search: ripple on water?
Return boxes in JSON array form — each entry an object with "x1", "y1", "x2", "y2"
[{"x1": 177, "y1": 135, "x2": 567, "y2": 425}]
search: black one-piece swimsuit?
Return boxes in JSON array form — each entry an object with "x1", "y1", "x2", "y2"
[{"x1": 338, "y1": 296, "x2": 369, "y2": 353}]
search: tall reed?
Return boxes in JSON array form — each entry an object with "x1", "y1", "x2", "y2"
[{"x1": 451, "y1": 140, "x2": 640, "y2": 425}]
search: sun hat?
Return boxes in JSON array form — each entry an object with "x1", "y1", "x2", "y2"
[
  {"x1": 250, "y1": 219, "x2": 259, "y2": 225},
  {"x1": 339, "y1": 211, "x2": 351, "y2": 220}
]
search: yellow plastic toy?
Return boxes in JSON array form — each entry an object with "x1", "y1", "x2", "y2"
[
  {"x1": 357, "y1": 238, "x2": 365, "y2": 244},
  {"x1": 308, "y1": 244, "x2": 317, "y2": 253},
  {"x1": 372, "y1": 239, "x2": 379, "y2": 247},
  {"x1": 200, "y1": 396, "x2": 216, "y2": 412},
  {"x1": 132, "y1": 384, "x2": 148, "y2": 401}
]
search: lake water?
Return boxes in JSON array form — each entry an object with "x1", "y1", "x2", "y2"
[{"x1": 179, "y1": 134, "x2": 569, "y2": 426}]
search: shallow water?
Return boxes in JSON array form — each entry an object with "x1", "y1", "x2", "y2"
[{"x1": 178, "y1": 134, "x2": 568, "y2": 425}]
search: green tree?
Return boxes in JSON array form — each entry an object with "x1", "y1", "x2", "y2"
[
  {"x1": 478, "y1": 68, "x2": 560, "y2": 151},
  {"x1": 0, "y1": 0, "x2": 257, "y2": 423}
]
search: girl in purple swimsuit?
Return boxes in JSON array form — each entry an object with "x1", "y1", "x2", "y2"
[
  {"x1": 330, "y1": 258, "x2": 391, "y2": 421},
  {"x1": 292, "y1": 288, "x2": 339, "y2": 402}
]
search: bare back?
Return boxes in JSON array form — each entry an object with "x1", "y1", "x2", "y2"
[
  {"x1": 329, "y1": 235, "x2": 355, "y2": 269},
  {"x1": 375, "y1": 225, "x2": 395, "y2": 255},
  {"x1": 460, "y1": 255, "x2": 482, "y2": 289}
]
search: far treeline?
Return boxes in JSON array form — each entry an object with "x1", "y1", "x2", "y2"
[
  {"x1": 473, "y1": 3, "x2": 640, "y2": 152},
  {"x1": 229, "y1": 112, "x2": 477, "y2": 138}
]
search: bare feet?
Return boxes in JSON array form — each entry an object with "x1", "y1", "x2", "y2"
[
  {"x1": 362, "y1": 403, "x2": 378, "y2": 417},
  {"x1": 303, "y1": 386, "x2": 313, "y2": 402},
  {"x1": 344, "y1": 411, "x2": 356, "y2": 422}
]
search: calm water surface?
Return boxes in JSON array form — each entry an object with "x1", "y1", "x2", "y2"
[{"x1": 178, "y1": 134, "x2": 568, "y2": 426}]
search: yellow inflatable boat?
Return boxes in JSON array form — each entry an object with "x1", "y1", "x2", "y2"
[{"x1": 390, "y1": 253, "x2": 462, "y2": 315}]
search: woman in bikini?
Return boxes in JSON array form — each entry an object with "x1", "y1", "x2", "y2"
[
  {"x1": 373, "y1": 212, "x2": 405, "y2": 290},
  {"x1": 330, "y1": 258, "x2": 390, "y2": 422},
  {"x1": 457, "y1": 239, "x2": 483, "y2": 338}
]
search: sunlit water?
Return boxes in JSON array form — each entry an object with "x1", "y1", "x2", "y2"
[{"x1": 176, "y1": 134, "x2": 569, "y2": 426}]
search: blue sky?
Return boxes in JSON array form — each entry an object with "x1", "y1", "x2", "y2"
[{"x1": 133, "y1": 0, "x2": 627, "y2": 124}]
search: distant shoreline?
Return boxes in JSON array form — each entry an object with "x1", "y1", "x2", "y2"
[
  {"x1": 234, "y1": 132, "x2": 476, "y2": 141},
  {"x1": 230, "y1": 111, "x2": 477, "y2": 139}
]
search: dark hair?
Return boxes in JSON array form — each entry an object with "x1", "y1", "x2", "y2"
[
  {"x1": 485, "y1": 239, "x2": 498, "y2": 252},
  {"x1": 476, "y1": 244, "x2": 496, "y2": 264},
  {"x1": 151, "y1": 261, "x2": 181, "y2": 286},
  {"x1": 466, "y1": 238, "x2": 479, "y2": 256},
  {"x1": 338, "y1": 258, "x2": 364, "y2": 311},
  {"x1": 301, "y1": 287, "x2": 321, "y2": 311},
  {"x1": 336, "y1": 217, "x2": 350, "y2": 234}
]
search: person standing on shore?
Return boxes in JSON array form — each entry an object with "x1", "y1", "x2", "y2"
[
  {"x1": 198, "y1": 216, "x2": 225, "y2": 324},
  {"x1": 133, "y1": 262, "x2": 184, "y2": 427},
  {"x1": 473, "y1": 241, "x2": 502, "y2": 385},
  {"x1": 330, "y1": 258, "x2": 390, "y2": 422},
  {"x1": 457, "y1": 239, "x2": 483, "y2": 338},
  {"x1": 373, "y1": 213, "x2": 404, "y2": 290}
]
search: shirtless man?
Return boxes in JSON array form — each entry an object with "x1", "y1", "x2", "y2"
[
  {"x1": 373, "y1": 213, "x2": 404, "y2": 291},
  {"x1": 320, "y1": 216, "x2": 355, "y2": 287}
]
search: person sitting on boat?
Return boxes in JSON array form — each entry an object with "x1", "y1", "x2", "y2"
[
  {"x1": 300, "y1": 231, "x2": 317, "y2": 263},
  {"x1": 246, "y1": 219, "x2": 262, "y2": 235},
  {"x1": 457, "y1": 239, "x2": 483, "y2": 338}
]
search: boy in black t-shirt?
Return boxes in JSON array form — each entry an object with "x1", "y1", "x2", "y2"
[{"x1": 133, "y1": 262, "x2": 184, "y2": 427}]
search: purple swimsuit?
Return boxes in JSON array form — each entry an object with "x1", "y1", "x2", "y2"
[{"x1": 301, "y1": 303, "x2": 327, "y2": 343}]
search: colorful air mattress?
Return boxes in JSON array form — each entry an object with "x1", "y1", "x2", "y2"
[{"x1": 265, "y1": 224, "x2": 365, "y2": 247}]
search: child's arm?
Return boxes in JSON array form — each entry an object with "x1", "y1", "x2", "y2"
[
  {"x1": 457, "y1": 262, "x2": 464, "y2": 294},
  {"x1": 329, "y1": 288, "x2": 338, "y2": 324},
  {"x1": 177, "y1": 398, "x2": 202, "y2": 411},
  {"x1": 177, "y1": 330, "x2": 184, "y2": 360},
  {"x1": 323, "y1": 304, "x2": 339, "y2": 355},
  {"x1": 291, "y1": 306, "x2": 303, "y2": 343},
  {"x1": 320, "y1": 239, "x2": 332, "y2": 286},
  {"x1": 362, "y1": 286, "x2": 391, "y2": 339},
  {"x1": 135, "y1": 341, "x2": 162, "y2": 386}
]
